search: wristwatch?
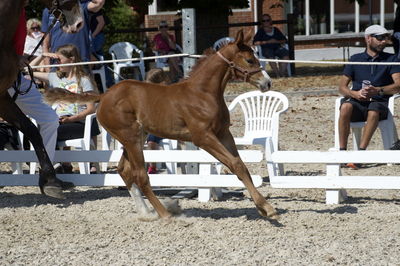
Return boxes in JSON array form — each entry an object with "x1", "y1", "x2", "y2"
[{"x1": 378, "y1": 88, "x2": 385, "y2": 96}]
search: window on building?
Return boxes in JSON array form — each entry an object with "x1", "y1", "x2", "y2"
[
  {"x1": 291, "y1": 0, "x2": 395, "y2": 36},
  {"x1": 156, "y1": 0, "x2": 178, "y2": 12}
]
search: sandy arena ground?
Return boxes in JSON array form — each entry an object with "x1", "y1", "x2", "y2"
[{"x1": 1, "y1": 80, "x2": 400, "y2": 265}]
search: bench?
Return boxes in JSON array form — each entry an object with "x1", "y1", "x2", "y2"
[
  {"x1": 0, "y1": 149, "x2": 263, "y2": 202},
  {"x1": 267, "y1": 144, "x2": 400, "y2": 204}
]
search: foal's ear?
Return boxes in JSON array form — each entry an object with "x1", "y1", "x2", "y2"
[
  {"x1": 234, "y1": 29, "x2": 244, "y2": 45},
  {"x1": 243, "y1": 30, "x2": 253, "y2": 45}
]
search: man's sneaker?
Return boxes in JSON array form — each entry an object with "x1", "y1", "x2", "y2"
[
  {"x1": 147, "y1": 166, "x2": 157, "y2": 174},
  {"x1": 346, "y1": 163, "x2": 361, "y2": 170},
  {"x1": 390, "y1": 140, "x2": 400, "y2": 150}
]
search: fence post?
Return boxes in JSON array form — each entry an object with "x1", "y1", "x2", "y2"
[
  {"x1": 182, "y1": 8, "x2": 197, "y2": 77},
  {"x1": 287, "y1": 13, "x2": 296, "y2": 76}
]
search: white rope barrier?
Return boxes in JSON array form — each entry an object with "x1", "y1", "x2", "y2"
[
  {"x1": 30, "y1": 53, "x2": 190, "y2": 69},
  {"x1": 29, "y1": 52, "x2": 400, "y2": 70},
  {"x1": 258, "y1": 58, "x2": 400, "y2": 65}
]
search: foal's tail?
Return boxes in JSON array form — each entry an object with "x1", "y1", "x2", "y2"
[{"x1": 44, "y1": 87, "x2": 101, "y2": 105}]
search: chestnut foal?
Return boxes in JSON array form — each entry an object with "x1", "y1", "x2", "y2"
[
  {"x1": 45, "y1": 30, "x2": 278, "y2": 219},
  {"x1": 0, "y1": 0, "x2": 83, "y2": 198}
]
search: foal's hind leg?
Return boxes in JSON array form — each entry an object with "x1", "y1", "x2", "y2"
[
  {"x1": 114, "y1": 126, "x2": 175, "y2": 219},
  {"x1": 193, "y1": 129, "x2": 278, "y2": 219},
  {"x1": 118, "y1": 149, "x2": 153, "y2": 217}
]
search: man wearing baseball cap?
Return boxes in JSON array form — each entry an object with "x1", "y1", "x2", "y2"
[{"x1": 338, "y1": 25, "x2": 400, "y2": 169}]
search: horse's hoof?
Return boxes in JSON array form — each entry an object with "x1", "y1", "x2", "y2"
[
  {"x1": 267, "y1": 212, "x2": 280, "y2": 221},
  {"x1": 162, "y1": 198, "x2": 182, "y2": 215},
  {"x1": 257, "y1": 207, "x2": 280, "y2": 221},
  {"x1": 41, "y1": 185, "x2": 66, "y2": 200},
  {"x1": 60, "y1": 180, "x2": 75, "y2": 190}
]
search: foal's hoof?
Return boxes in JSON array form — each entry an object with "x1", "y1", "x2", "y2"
[
  {"x1": 40, "y1": 185, "x2": 66, "y2": 200},
  {"x1": 162, "y1": 198, "x2": 182, "y2": 215},
  {"x1": 257, "y1": 207, "x2": 280, "y2": 221}
]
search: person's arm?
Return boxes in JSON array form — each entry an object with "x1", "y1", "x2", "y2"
[
  {"x1": 256, "y1": 39, "x2": 284, "y2": 45},
  {"x1": 165, "y1": 34, "x2": 176, "y2": 50},
  {"x1": 92, "y1": 15, "x2": 105, "y2": 38},
  {"x1": 32, "y1": 71, "x2": 50, "y2": 83},
  {"x1": 339, "y1": 75, "x2": 368, "y2": 101},
  {"x1": 366, "y1": 72, "x2": 400, "y2": 96},
  {"x1": 41, "y1": 34, "x2": 51, "y2": 72},
  {"x1": 87, "y1": 0, "x2": 105, "y2": 13},
  {"x1": 60, "y1": 102, "x2": 96, "y2": 123}
]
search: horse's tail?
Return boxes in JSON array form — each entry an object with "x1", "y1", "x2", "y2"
[{"x1": 44, "y1": 87, "x2": 101, "y2": 105}]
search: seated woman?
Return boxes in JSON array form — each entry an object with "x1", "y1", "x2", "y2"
[
  {"x1": 152, "y1": 20, "x2": 183, "y2": 83},
  {"x1": 23, "y1": 18, "x2": 44, "y2": 59},
  {"x1": 31, "y1": 44, "x2": 100, "y2": 173},
  {"x1": 253, "y1": 13, "x2": 290, "y2": 78}
]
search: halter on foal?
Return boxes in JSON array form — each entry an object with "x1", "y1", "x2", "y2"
[
  {"x1": 0, "y1": 0, "x2": 82, "y2": 199},
  {"x1": 46, "y1": 29, "x2": 278, "y2": 219}
]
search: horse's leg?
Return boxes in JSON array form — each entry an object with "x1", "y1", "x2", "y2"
[
  {"x1": 193, "y1": 129, "x2": 278, "y2": 219},
  {"x1": 117, "y1": 148, "x2": 153, "y2": 217},
  {"x1": 114, "y1": 125, "x2": 177, "y2": 219},
  {"x1": 0, "y1": 95, "x2": 65, "y2": 199}
]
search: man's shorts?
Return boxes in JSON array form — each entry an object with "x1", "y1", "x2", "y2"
[
  {"x1": 340, "y1": 98, "x2": 389, "y2": 122},
  {"x1": 147, "y1": 134, "x2": 163, "y2": 144},
  {"x1": 263, "y1": 47, "x2": 289, "y2": 59}
]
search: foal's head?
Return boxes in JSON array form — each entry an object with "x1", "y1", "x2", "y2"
[{"x1": 220, "y1": 30, "x2": 272, "y2": 92}]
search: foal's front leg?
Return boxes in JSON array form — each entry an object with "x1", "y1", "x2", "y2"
[{"x1": 193, "y1": 129, "x2": 278, "y2": 219}]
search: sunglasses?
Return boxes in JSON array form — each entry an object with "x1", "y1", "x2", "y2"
[
  {"x1": 262, "y1": 19, "x2": 271, "y2": 23},
  {"x1": 371, "y1": 34, "x2": 390, "y2": 41},
  {"x1": 160, "y1": 25, "x2": 169, "y2": 29},
  {"x1": 31, "y1": 26, "x2": 40, "y2": 30}
]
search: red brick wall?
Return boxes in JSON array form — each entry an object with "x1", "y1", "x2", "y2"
[
  {"x1": 145, "y1": 0, "x2": 290, "y2": 41},
  {"x1": 144, "y1": 1, "x2": 288, "y2": 48}
]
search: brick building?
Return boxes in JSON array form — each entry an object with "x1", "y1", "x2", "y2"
[{"x1": 144, "y1": 0, "x2": 396, "y2": 56}]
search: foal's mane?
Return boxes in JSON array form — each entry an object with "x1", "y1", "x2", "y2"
[
  {"x1": 187, "y1": 41, "x2": 253, "y2": 78},
  {"x1": 187, "y1": 48, "x2": 217, "y2": 77}
]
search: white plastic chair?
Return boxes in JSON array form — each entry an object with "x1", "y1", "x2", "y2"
[
  {"x1": 29, "y1": 113, "x2": 97, "y2": 174},
  {"x1": 255, "y1": 44, "x2": 292, "y2": 77},
  {"x1": 108, "y1": 42, "x2": 145, "y2": 82},
  {"x1": 334, "y1": 95, "x2": 399, "y2": 150},
  {"x1": 153, "y1": 44, "x2": 183, "y2": 69},
  {"x1": 228, "y1": 90, "x2": 289, "y2": 177},
  {"x1": 213, "y1": 37, "x2": 234, "y2": 51},
  {"x1": 92, "y1": 55, "x2": 107, "y2": 93}
]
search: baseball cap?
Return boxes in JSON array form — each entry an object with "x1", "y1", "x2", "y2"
[{"x1": 364, "y1": 25, "x2": 389, "y2": 36}]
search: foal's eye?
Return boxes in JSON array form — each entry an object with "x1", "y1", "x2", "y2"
[{"x1": 246, "y1": 59, "x2": 255, "y2": 65}]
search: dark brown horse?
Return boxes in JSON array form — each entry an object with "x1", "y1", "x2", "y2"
[
  {"x1": 46, "y1": 30, "x2": 279, "y2": 219},
  {"x1": 0, "y1": 0, "x2": 83, "y2": 199}
]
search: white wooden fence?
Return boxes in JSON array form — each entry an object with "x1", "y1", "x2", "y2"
[
  {"x1": 267, "y1": 142, "x2": 400, "y2": 204},
  {"x1": 0, "y1": 149, "x2": 263, "y2": 202}
]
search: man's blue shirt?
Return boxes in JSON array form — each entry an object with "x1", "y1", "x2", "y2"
[
  {"x1": 41, "y1": 2, "x2": 91, "y2": 62},
  {"x1": 343, "y1": 51, "x2": 400, "y2": 101}
]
